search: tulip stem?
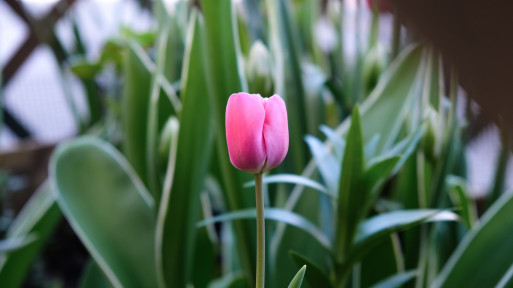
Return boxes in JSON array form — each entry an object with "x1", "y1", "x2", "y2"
[{"x1": 254, "y1": 173, "x2": 265, "y2": 288}]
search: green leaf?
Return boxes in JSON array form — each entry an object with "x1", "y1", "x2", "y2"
[
  {"x1": 70, "y1": 58, "x2": 102, "y2": 79},
  {"x1": 364, "y1": 134, "x2": 381, "y2": 161},
  {"x1": 146, "y1": 24, "x2": 172, "y2": 203},
  {"x1": 244, "y1": 174, "x2": 331, "y2": 197},
  {"x1": 365, "y1": 156, "x2": 400, "y2": 195},
  {"x1": 353, "y1": 210, "x2": 458, "y2": 260},
  {"x1": 290, "y1": 251, "x2": 332, "y2": 288},
  {"x1": 0, "y1": 234, "x2": 37, "y2": 254},
  {"x1": 197, "y1": 208, "x2": 331, "y2": 251},
  {"x1": 370, "y1": 270, "x2": 417, "y2": 288},
  {"x1": 122, "y1": 41, "x2": 154, "y2": 186},
  {"x1": 200, "y1": 0, "x2": 255, "y2": 282},
  {"x1": 0, "y1": 183, "x2": 61, "y2": 288},
  {"x1": 358, "y1": 44, "x2": 425, "y2": 152},
  {"x1": 334, "y1": 105, "x2": 365, "y2": 262},
  {"x1": 319, "y1": 125, "x2": 345, "y2": 161},
  {"x1": 208, "y1": 272, "x2": 246, "y2": 288},
  {"x1": 51, "y1": 137, "x2": 158, "y2": 288},
  {"x1": 79, "y1": 259, "x2": 111, "y2": 288},
  {"x1": 305, "y1": 135, "x2": 340, "y2": 193},
  {"x1": 156, "y1": 10, "x2": 214, "y2": 288},
  {"x1": 288, "y1": 265, "x2": 307, "y2": 288},
  {"x1": 447, "y1": 176, "x2": 477, "y2": 229},
  {"x1": 434, "y1": 193, "x2": 513, "y2": 288},
  {"x1": 266, "y1": 0, "x2": 309, "y2": 172}
]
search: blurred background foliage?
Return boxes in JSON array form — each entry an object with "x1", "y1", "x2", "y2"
[{"x1": 1, "y1": 0, "x2": 513, "y2": 288}]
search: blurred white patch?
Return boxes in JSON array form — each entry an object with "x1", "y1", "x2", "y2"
[{"x1": 315, "y1": 17, "x2": 338, "y2": 54}]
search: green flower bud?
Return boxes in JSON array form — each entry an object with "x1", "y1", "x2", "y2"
[{"x1": 159, "y1": 116, "x2": 179, "y2": 165}]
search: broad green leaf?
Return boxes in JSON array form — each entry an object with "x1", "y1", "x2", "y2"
[
  {"x1": 0, "y1": 183, "x2": 61, "y2": 288},
  {"x1": 244, "y1": 174, "x2": 331, "y2": 197},
  {"x1": 197, "y1": 208, "x2": 331, "y2": 251},
  {"x1": 200, "y1": 0, "x2": 255, "y2": 282},
  {"x1": 335, "y1": 105, "x2": 365, "y2": 262},
  {"x1": 370, "y1": 270, "x2": 417, "y2": 288},
  {"x1": 290, "y1": 251, "x2": 332, "y2": 288},
  {"x1": 288, "y1": 265, "x2": 307, "y2": 288},
  {"x1": 434, "y1": 193, "x2": 513, "y2": 288},
  {"x1": 79, "y1": 259, "x2": 111, "y2": 288},
  {"x1": 51, "y1": 137, "x2": 157, "y2": 288},
  {"x1": 156, "y1": 10, "x2": 214, "y2": 288},
  {"x1": 122, "y1": 41, "x2": 153, "y2": 186}
]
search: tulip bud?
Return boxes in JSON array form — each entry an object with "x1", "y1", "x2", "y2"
[
  {"x1": 159, "y1": 117, "x2": 179, "y2": 165},
  {"x1": 226, "y1": 92, "x2": 289, "y2": 174},
  {"x1": 246, "y1": 41, "x2": 274, "y2": 97},
  {"x1": 422, "y1": 107, "x2": 442, "y2": 161}
]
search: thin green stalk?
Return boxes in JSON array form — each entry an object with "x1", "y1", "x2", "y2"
[{"x1": 255, "y1": 173, "x2": 265, "y2": 288}]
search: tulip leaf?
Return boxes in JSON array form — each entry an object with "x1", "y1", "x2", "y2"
[
  {"x1": 51, "y1": 137, "x2": 158, "y2": 288},
  {"x1": 287, "y1": 265, "x2": 307, "y2": 288},
  {"x1": 0, "y1": 183, "x2": 61, "y2": 288},
  {"x1": 305, "y1": 135, "x2": 340, "y2": 193},
  {"x1": 364, "y1": 134, "x2": 381, "y2": 161},
  {"x1": 349, "y1": 210, "x2": 459, "y2": 265},
  {"x1": 200, "y1": 0, "x2": 256, "y2": 281},
  {"x1": 122, "y1": 41, "x2": 153, "y2": 186},
  {"x1": 365, "y1": 156, "x2": 400, "y2": 195},
  {"x1": 434, "y1": 192, "x2": 513, "y2": 288},
  {"x1": 0, "y1": 234, "x2": 37, "y2": 254},
  {"x1": 370, "y1": 270, "x2": 417, "y2": 288},
  {"x1": 334, "y1": 105, "x2": 365, "y2": 262},
  {"x1": 197, "y1": 208, "x2": 331, "y2": 251},
  {"x1": 267, "y1": 0, "x2": 309, "y2": 172},
  {"x1": 146, "y1": 24, "x2": 174, "y2": 204},
  {"x1": 244, "y1": 174, "x2": 331, "y2": 197},
  {"x1": 79, "y1": 259, "x2": 111, "y2": 288},
  {"x1": 319, "y1": 125, "x2": 345, "y2": 161},
  {"x1": 156, "y1": 10, "x2": 214, "y2": 288},
  {"x1": 208, "y1": 272, "x2": 246, "y2": 288},
  {"x1": 359, "y1": 44, "x2": 425, "y2": 152},
  {"x1": 290, "y1": 251, "x2": 332, "y2": 288},
  {"x1": 446, "y1": 176, "x2": 477, "y2": 229}
]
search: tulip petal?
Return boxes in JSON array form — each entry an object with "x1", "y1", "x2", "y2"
[
  {"x1": 262, "y1": 95, "x2": 289, "y2": 171},
  {"x1": 226, "y1": 93, "x2": 267, "y2": 173}
]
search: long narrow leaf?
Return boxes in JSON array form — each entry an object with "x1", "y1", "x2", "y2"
[
  {"x1": 197, "y1": 208, "x2": 331, "y2": 251},
  {"x1": 155, "y1": 10, "x2": 214, "y2": 288}
]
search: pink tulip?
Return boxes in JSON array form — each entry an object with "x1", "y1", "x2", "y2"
[{"x1": 226, "y1": 92, "x2": 289, "y2": 174}]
